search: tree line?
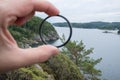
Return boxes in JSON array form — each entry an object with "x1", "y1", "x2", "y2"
[{"x1": 53, "y1": 21, "x2": 120, "y2": 30}]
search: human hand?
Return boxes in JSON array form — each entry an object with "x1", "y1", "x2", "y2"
[{"x1": 0, "y1": 0, "x2": 59, "y2": 72}]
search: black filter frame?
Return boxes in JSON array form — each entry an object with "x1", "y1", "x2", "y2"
[{"x1": 39, "y1": 15, "x2": 72, "y2": 48}]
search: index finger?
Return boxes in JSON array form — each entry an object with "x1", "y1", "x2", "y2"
[{"x1": 32, "y1": 0, "x2": 59, "y2": 16}]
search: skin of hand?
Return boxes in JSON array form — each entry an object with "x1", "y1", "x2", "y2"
[{"x1": 0, "y1": 0, "x2": 59, "y2": 72}]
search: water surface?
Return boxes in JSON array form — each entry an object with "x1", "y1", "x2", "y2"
[{"x1": 54, "y1": 27, "x2": 120, "y2": 80}]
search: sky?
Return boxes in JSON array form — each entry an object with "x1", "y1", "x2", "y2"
[{"x1": 36, "y1": 0, "x2": 120, "y2": 23}]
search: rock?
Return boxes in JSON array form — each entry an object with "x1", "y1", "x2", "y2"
[
  {"x1": 47, "y1": 75, "x2": 55, "y2": 80},
  {"x1": 118, "y1": 30, "x2": 120, "y2": 34},
  {"x1": 34, "y1": 64, "x2": 44, "y2": 72},
  {"x1": 103, "y1": 30, "x2": 112, "y2": 33}
]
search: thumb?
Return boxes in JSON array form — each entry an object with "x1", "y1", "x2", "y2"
[
  {"x1": 33, "y1": 0, "x2": 59, "y2": 16},
  {"x1": 18, "y1": 45, "x2": 59, "y2": 67},
  {"x1": 0, "y1": 45, "x2": 59, "y2": 72}
]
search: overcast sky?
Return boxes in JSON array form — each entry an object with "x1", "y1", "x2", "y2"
[{"x1": 36, "y1": 0, "x2": 120, "y2": 23}]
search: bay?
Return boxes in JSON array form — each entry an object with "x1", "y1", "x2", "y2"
[{"x1": 54, "y1": 27, "x2": 120, "y2": 80}]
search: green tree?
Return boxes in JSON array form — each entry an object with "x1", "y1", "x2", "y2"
[
  {"x1": 0, "y1": 66, "x2": 53, "y2": 80},
  {"x1": 40, "y1": 54, "x2": 83, "y2": 80},
  {"x1": 62, "y1": 40, "x2": 102, "y2": 80}
]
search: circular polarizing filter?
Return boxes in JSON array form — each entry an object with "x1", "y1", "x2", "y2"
[{"x1": 39, "y1": 15, "x2": 72, "y2": 48}]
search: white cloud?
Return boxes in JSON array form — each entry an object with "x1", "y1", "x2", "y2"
[{"x1": 36, "y1": 0, "x2": 120, "y2": 22}]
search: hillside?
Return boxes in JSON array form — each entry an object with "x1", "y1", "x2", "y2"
[{"x1": 9, "y1": 16, "x2": 59, "y2": 48}]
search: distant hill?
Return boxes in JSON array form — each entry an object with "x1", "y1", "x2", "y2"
[{"x1": 53, "y1": 21, "x2": 120, "y2": 30}]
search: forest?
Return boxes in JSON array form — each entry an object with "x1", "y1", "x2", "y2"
[
  {"x1": 53, "y1": 21, "x2": 120, "y2": 30},
  {"x1": 0, "y1": 16, "x2": 102, "y2": 80}
]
